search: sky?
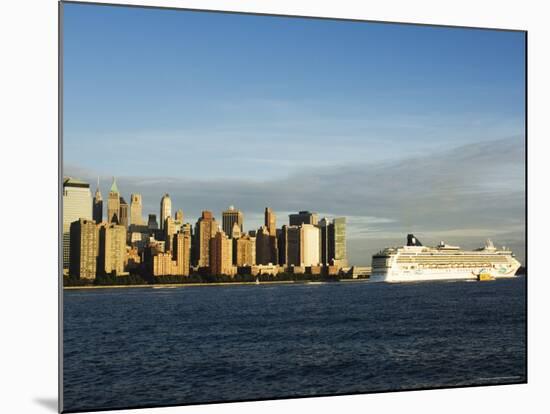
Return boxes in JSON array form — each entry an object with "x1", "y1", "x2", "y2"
[{"x1": 62, "y1": 2, "x2": 526, "y2": 266}]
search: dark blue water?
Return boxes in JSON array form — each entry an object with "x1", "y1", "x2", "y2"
[{"x1": 63, "y1": 278, "x2": 526, "y2": 412}]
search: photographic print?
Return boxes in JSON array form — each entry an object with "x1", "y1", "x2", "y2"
[{"x1": 60, "y1": 1, "x2": 526, "y2": 412}]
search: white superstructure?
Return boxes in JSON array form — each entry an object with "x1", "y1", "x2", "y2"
[{"x1": 370, "y1": 234, "x2": 521, "y2": 283}]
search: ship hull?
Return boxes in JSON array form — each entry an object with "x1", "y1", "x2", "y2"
[{"x1": 370, "y1": 266, "x2": 520, "y2": 283}]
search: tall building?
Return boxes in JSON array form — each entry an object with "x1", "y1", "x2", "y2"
[
  {"x1": 256, "y1": 226, "x2": 277, "y2": 265},
  {"x1": 143, "y1": 238, "x2": 165, "y2": 275},
  {"x1": 235, "y1": 234, "x2": 256, "y2": 266},
  {"x1": 257, "y1": 207, "x2": 278, "y2": 264},
  {"x1": 107, "y1": 177, "x2": 121, "y2": 224},
  {"x1": 69, "y1": 218, "x2": 98, "y2": 279},
  {"x1": 331, "y1": 217, "x2": 347, "y2": 267},
  {"x1": 160, "y1": 194, "x2": 171, "y2": 230},
  {"x1": 147, "y1": 214, "x2": 159, "y2": 230},
  {"x1": 119, "y1": 197, "x2": 129, "y2": 228},
  {"x1": 319, "y1": 217, "x2": 334, "y2": 266},
  {"x1": 319, "y1": 218, "x2": 330, "y2": 265},
  {"x1": 98, "y1": 223, "x2": 126, "y2": 276},
  {"x1": 92, "y1": 177, "x2": 103, "y2": 224},
  {"x1": 300, "y1": 224, "x2": 320, "y2": 266},
  {"x1": 231, "y1": 222, "x2": 242, "y2": 239},
  {"x1": 265, "y1": 207, "x2": 276, "y2": 236},
  {"x1": 319, "y1": 217, "x2": 347, "y2": 267},
  {"x1": 62, "y1": 177, "x2": 92, "y2": 270},
  {"x1": 193, "y1": 211, "x2": 218, "y2": 268},
  {"x1": 280, "y1": 225, "x2": 301, "y2": 266},
  {"x1": 210, "y1": 230, "x2": 233, "y2": 276},
  {"x1": 130, "y1": 194, "x2": 144, "y2": 225},
  {"x1": 289, "y1": 211, "x2": 318, "y2": 226},
  {"x1": 164, "y1": 216, "x2": 177, "y2": 251},
  {"x1": 222, "y1": 206, "x2": 243, "y2": 238},
  {"x1": 181, "y1": 222, "x2": 192, "y2": 237},
  {"x1": 174, "y1": 209, "x2": 184, "y2": 233},
  {"x1": 173, "y1": 231, "x2": 191, "y2": 276}
]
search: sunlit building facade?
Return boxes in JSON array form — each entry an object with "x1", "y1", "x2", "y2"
[
  {"x1": 160, "y1": 194, "x2": 171, "y2": 230},
  {"x1": 107, "y1": 177, "x2": 121, "y2": 224},
  {"x1": 210, "y1": 230, "x2": 234, "y2": 276},
  {"x1": 69, "y1": 218, "x2": 98, "y2": 279},
  {"x1": 300, "y1": 224, "x2": 320, "y2": 266},
  {"x1": 130, "y1": 193, "x2": 144, "y2": 225},
  {"x1": 63, "y1": 177, "x2": 92, "y2": 270},
  {"x1": 98, "y1": 223, "x2": 126, "y2": 276},
  {"x1": 193, "y1": 211, "x2": 218, "y2": 268}
]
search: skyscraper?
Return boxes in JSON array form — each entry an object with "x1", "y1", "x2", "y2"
[
  {"x1": 193, "y1": 211, "x2": 218, "y2": 268},
  {"x1": 265, "y1": 207, "x2": 276, "y2": 236},
  {"x1": 319, "y1": 218, "x2": 330, "y2": 266},
  {"x1": 98, "y1": 222, "x2": 126, "y2": 276},
  {"x1": 235, "y1": 234, "x2": 256, "y2": 266},
  {"x1": 210, "y1": 230, "x2": 233, "y2": 276},
  {"x1": 231, "y1": 222, "x2": 242, "y2": 240},
  {"x1": 181, "y1": 222, "x2": 192, "y2": 237},
  {"x1": 319, "y1": 217, "x2": 347, "y2": 267},
  {"x1": 119, "y1": 196, "x2": 129, "y2": 228},
  {"x1": 280, "y1": 225, "x2": 301, "y2": 266},
  {"x1": 130, "y1": 193, "x2": 144, "y2": 225},
  {"x1": 174, "y1": 209, "x2": 184, "y2": 231},
  {"x1": 331, "y1": 217, "x2": 347, "y2": 267},
  {"x1": 164, "y1": 216, "x2": 177, "y2": 251},
  {"x1": 222, "y1": 206, "x2": 243, "y2": 238},
  {"x1": 147, "y1": 214, "x2": 159, "y2": 230},
  {"x1": 173, "y1": 231, "x2": 191, "y2": 276},
  {"x1": 300, "y1": 224, "x2": 320, "y2": 266},
  {"x1": 160, "y1": 194, "x2": 171, "y2": 230},
  {"x1": 107, "y1": 177, "x2": 120, "y2": 224},
  {"x1": 69, "y1": 218, "x2": 98, "y2": 279},
  {"x1": 289, "y1": 211, "x2": 318, "y2": 226},
  {"x1": 92, "y1": 177, "x2": 103, "y2": 224},
  {"x1": 256, "y1": 226, "x2": 277, "y2": 265},
  {"x1": 62, "y1": 177, "x2": 92, "y2": 270}
]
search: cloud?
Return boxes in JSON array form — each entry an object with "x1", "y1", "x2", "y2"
[
  {"x1": 64, "y1": 135, "x2": 525, "y2": 265},
  {"x1": 64, "y1": 98, "x2": 524, "y2": 181}
]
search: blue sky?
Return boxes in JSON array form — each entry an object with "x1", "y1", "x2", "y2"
[{"x1": 63, "y1": 2, "x2": 525, "y2": 265}]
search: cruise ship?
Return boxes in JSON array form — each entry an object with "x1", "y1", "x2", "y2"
[{"x1": 370, "y1": 234, "x2": 521, "y2": 283}]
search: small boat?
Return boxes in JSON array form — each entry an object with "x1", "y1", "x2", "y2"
[
  {"x1": 255, "y1": 278, "x2": 260, "y2": 285},
  {"x1": 477, "y1": 272, "x2": 495, "y2": 281}
]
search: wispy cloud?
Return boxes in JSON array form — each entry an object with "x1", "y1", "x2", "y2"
[{"x1": 64, "y1": 96, "x2": 524, "y2": 181}]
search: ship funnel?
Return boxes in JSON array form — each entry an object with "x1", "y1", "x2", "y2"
[
  {"x1": 407, "y1": 234, "x2": 422, "y2": 246},
  {"x1": 485, "y1": 239, "x2": 496, "y2": 250}
]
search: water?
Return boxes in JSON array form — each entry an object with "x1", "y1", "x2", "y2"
[{"x1": 63, "y1": 278, "x2": 526, "y2": 412}]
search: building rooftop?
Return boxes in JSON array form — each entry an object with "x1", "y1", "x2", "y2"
[
  {"x1": 63, "y1": 177, "x2": 90, "y2": 188},
  {"x1": 110, "y1": 177, "x2": 119, "y2": 194}
]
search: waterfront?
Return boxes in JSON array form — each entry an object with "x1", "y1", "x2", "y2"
[
  {"x1": 63, "y1": 277, "x2": 526, "y2": 412},
  {"x1": 63, "y1": 279, "x2": 366, "y2": 290}
]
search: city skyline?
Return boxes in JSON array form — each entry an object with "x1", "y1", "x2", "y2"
[
  {"x1": 65, "y1": 137, "x2": 526, "y2": 266},
  {"x1": 64, "y1": 175, "x2": 350, "y2": 280},
  {"x1": 63, "y1": 3, "x2": 526, "y2": 266}
]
